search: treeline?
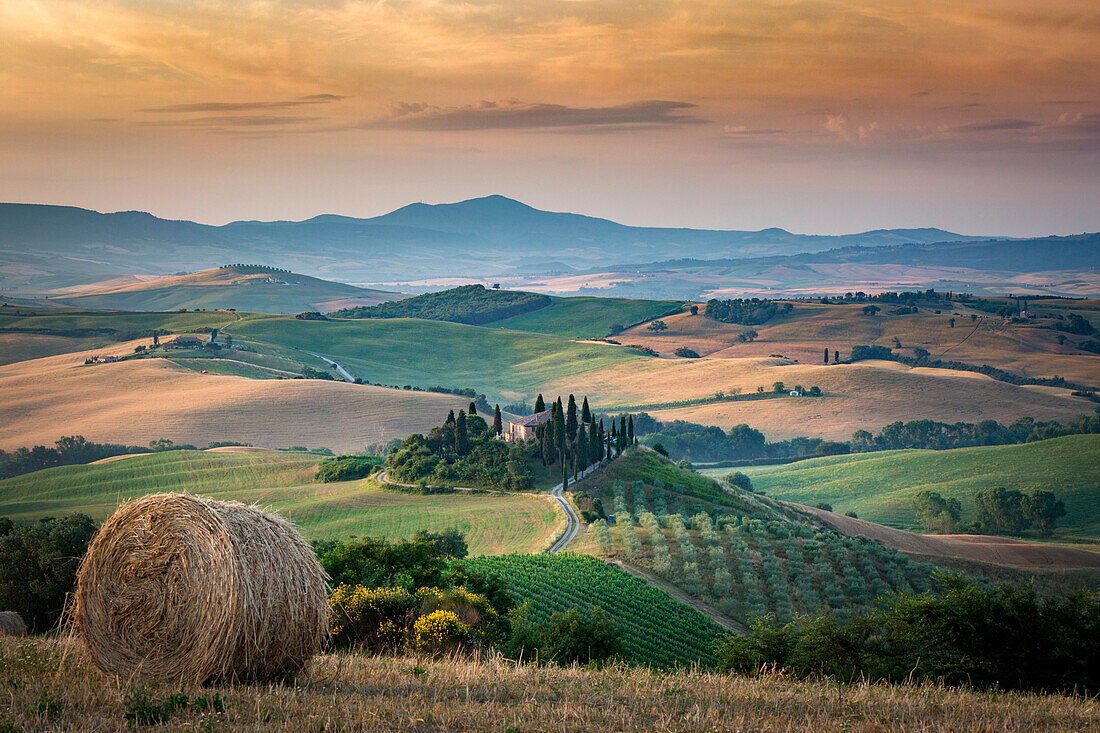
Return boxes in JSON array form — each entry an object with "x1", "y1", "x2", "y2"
[
  {"x1": 634, "y1": 412, "x2": 1100, "y2": 464},
  {"x1": 0, "y1": 436, "x2": 194, "y2": 480},
  {"x1": 331, "y1": 285, "x2": 551, "y2": 325},
  {"x1": 719, "y1": 573, "x2": 1099, "y2": 696},
  {"x1": 704, "y1": 298, "x2": 793, "y2": 325},
  {"x1": 848, "y1": 344, "x2": 1095, "y2": 391}
]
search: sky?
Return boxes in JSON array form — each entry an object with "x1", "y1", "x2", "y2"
[{"x1": 1, "y1": 0, "x2": 1098, "y2": 235}]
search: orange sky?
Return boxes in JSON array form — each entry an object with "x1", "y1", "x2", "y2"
[{"x1": 1, "y1": 1, "x2": 1097, "y2": 234}]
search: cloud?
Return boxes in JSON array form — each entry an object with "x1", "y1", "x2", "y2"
[
  {"x1": 139, "y1": 115, "x2": 326, "y2": 128},
  {"x1": 140, "y1": 96, "x2": 344, "y2": 113},
  {"x1": 357, "y1": 100, "x2": 707, "y2": 132},
  {"x1": 949, "y1": 119, "x2": 1041, "y2": 133}
]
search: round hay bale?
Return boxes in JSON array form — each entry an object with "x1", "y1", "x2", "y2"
[
  {"x1": 71, "y1": 493, "x2": 328, "y2": 683},
  {"x1": 0, "y1": 611, "x2": 27, "y2": 637}
]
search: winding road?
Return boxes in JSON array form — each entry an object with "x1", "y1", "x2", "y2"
[
  {"x1": 308, "y1": 352, "x2": 355, "y2": 382},
  {"x1": 547, "y1": 463, "x2": 600, "y2": 553}
]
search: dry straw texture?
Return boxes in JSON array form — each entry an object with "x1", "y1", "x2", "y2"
[
  {"x1": 0, "y1": 611, "x2": 26, "y2": 636},
  {"x1": 71, "y1": 492, "x2": 328, "y2": 684}
]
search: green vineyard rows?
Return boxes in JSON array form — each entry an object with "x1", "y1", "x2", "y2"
[{"x1": 466, "y1": 553, "x2": 728, "y2": 668}]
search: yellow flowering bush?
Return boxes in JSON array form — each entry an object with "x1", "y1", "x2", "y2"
[
  {"x1": 328, "y1": 584, "x2": 417, "y2": 651},
  {"x1": 413, "y1": 610, "x2": 470, "y2": 653},
  {"x1": 416, "y1": 586, "x2": 497, "y2": 638}
]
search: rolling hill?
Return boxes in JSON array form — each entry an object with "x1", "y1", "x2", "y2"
[
  {"x1": 721, "y1": 435, "x2": 1100, "y2": 536},
  {"x1": 0, "y1": 450, "x2": 559, "y2": 554},
  {"x1": 0, "y1": 197, "x2": 992, "y2": 292},
  {"x1": 52, "y1": 265, "x2": 399, "y2": 314}
]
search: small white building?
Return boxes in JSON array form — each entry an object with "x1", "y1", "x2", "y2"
[{"x1": 789, "y1": 390, "x2": 802, "y2": 397}]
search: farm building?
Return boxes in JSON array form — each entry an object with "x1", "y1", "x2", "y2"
[{"x1": 503, "y1": 409, "x2": 552, "y2": 443}]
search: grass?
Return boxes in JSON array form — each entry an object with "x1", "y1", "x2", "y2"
[
  {"x1": 3, "y1": 637, "x2": 1094, "y2": 732},
  {"x1": 491, "y1": 295, "x2": 683, "y2": 339},
  {"x1": 728, "y1": 435, "x2": 1100, "y2": 536},
  {"x1": 0, "y1": 450, "x2": 560, "y2": 555},
  {"x1": 226, "y1": 315, "x2": 642, "y2": 402}
]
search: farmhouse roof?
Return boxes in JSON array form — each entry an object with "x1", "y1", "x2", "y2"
[{"x1": 511, "y1": 409, "x2": 552, "y2": 427}]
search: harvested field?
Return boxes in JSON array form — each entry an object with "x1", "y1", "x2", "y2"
[
  {"x1": 0, "y1": 344, "x2": 469, "y2": 453},
  {"x1": 540, "y1": 357, "x2": 1091, "y2": 441},
  {"x1": 2, "y1": 637, "x2": 1095, "y2": 732},
  {"x1": 798, "y1": 505, "x2": 1100, "y2": 570},
  {"x1": 616, "y1": 305, "x2": 1100, "y2": 387}
]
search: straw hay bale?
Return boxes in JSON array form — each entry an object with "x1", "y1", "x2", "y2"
[
  {"x1": 71, "y1": 493, "x2": 328, "y2": 683},
  {"x1": 0, "y1": 611, "x2": 26, "y2": 637}
]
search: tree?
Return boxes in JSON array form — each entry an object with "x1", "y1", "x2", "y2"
[
  {"x1": 823, "y1": 347, "x2": 829, "y2": 364},
  {"x1": 576, "y1": 424, "x2": 589, "y2": 473},
  {"x1": 553, "y1": 398, "x2": 566, "y2": 451},
  {"x1": 581, "y1": 396, "x2": 591, "y2": 424},
  {"x1": 566, "y1": 394, "x2": 578, "y2": 442},
  {"x1": 652, "y1": 442, "x2": 669, "y2": 457},
  {"x1": 690, "y1": 305, "x2": 699, "y2": 316},
  {"x1": 446, "y1": 409, "x2": 456, "y2": 426},
  {"x1": 949, "y1": 318, "x2": 955, "y2": 328},
  {"x1": 492, "y1": 405, "x2": 503, "y2": 436},
  {"x1": 597, "y1": 421, "x2": 606, "y2": 461},
  {"x1": 588, "y1": 419, "x2": 600, "y2": 463},
  {"x1": 627, "y1": 415, "x2": 635, "y2": 445},
  {"x1": 975, "y1": 487, "x2": 1030, "y2": 535},
  {"x1": 541, "y1": 424, "x2": 555, "y2": 466},
  {"x1": 619, "y1": 415, "x2": 628, "y2": 453},
  {"x1": 834, "y1": 349, "x2": 840, "y2": 363},
  {"x1": 862, "y1": 305, "x2": 880, "y2": 316},
  {"x1": 455, "y1": 410, "x2": 469, "y2": 455},
  {"x1": 773, "y1": 381, "x2": 786, "y2": 394},
  {"x1": 1024, "y1": 490, "x2": 1066, "y2": 536},
  {"x1": 912, "y1": 490, "x2": 962, "y2": 533},
  {"x1": 0, "y1": 513, "x2": 98, "y2": 631},
  {"x1": 152, "y1": 332, "x2": 160, "y2": 346},
  {"x1": 468, "y1": 401, "x2": 478, "y2": 416},
  {"x1": 646, "y1": 320, "x2": 668, "y2": 333},
  {"x1": 534, "y1": 394, "x2": 545, "y2": 413}
]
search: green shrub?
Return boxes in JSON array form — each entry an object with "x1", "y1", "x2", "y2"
[
  {"x1": 0, "y1": 514, "x2": 98, "y2": 631},
  {"x1": 315, "y1": 455, "x2": 382, "y2": 482}
]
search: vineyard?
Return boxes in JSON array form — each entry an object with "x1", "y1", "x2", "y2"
[
  {"x1": 577, "y1": 454, "x2": 937, "y2": 625},
  {"x1": 466, "y1": 553, "x2": 727, "y2": 668}
]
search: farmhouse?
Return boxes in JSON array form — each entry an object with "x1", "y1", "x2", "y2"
[{"x1": 503, "y1": 409, "x2": 552, "y2": 443}]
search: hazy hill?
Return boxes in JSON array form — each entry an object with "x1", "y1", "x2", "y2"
[
  {"x1": 0, "y1": 197, "x2": 990, "y2": 291},
  {"x1": 52, "y1": 265, "x2": 399, "y2": 314}
]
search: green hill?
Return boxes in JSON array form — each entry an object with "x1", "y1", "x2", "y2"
[
  {"x1": 332, "y1": 284, "x2": 551, "y2": 325},
  {"x1": 0, "y1": 451, "x2": 558, "y2": 555},
  {"x1": 226, "y1": 315, "x2": 642, "y2": 401},
  {"x1": 53, "y1": 266, "x2": 397, "y2": 314},
  {"x1": 726, "y1": 435, "x2": 1100, "y2": 536},
  {"x1": 490, "y1": 295, "x2": 683, "y2": 339},
  {"x1": 570, "y1": 449, "x2": 936, "y2": 626}
]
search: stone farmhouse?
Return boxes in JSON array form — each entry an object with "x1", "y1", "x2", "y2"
[{"x1": 503, "y1": 409, "x2": 552, "y2": 443}]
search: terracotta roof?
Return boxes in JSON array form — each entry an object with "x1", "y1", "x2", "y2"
[{"x1": 510, "y1": 409, "x2": 552, "y2": 427}]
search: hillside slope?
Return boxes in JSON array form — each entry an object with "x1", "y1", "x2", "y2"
[
  {"x1": 730, "y1": 435, "x2": 1100, "y2": 535},
  {"x1": 0, "y1": 450, "x2": 558, "y2": 554},
  {"x1": 53, "y1": 265, "x2": 397, "y2": 313}
]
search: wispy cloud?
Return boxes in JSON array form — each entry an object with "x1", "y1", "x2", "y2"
[
  {"x1": 358, "y1": 100, "x2": 707, "y2": 132},
  {"x1": 949, "y1": 119, "x2": 1040, "y2": 133},
  {"x1": 140, "y1": 95, "x2": 344, "y2": 113}
]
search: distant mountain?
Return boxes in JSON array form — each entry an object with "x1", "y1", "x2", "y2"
[
  {"x1": 52, "y1": 265, "x2": 400, "y2": 314},
  {"x1": 0, "y1": 196, "x2": 992, "y2": 292}
]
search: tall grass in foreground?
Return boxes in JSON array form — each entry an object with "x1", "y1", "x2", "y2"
[{"x1": 1, "y1": 638, "x2": 1094, "y2": 731}]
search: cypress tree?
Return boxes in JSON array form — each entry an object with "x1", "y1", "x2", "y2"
[
  {"x1": 823, "y1": 348, "x2": 829, "y2": 364},
  {"x1": 492, "y1": 404, "x2": 503, "y2": 436},
  {"x1": 834, "y1": 349, "x2": 840, "y2": 363},
  {"x1": 554, "y1": 398, "x2": 566, "y2": 449},
  {"x1": 534, "y1": 393, "x2": 545, "y2": 413},
  {"x1": 469, "y1": 401, "x2": 478, "y2": 416},
  {"x1": 597, "y1": 421, "x2": 605, "y2": 461},
  {"x1": 588, "y1": 422, "x2": 599, "y2": 465},
  {"x1": 446, "y1": 409, "x2": 456, "y2": 426},
  {"x1": 541, "y1": 424, "x2": 554, "y2": 466},
  {"x1": 619, "y1": 415, "x2": 627, "y2": 452},
  {"x1": 562, "y1": 460, "x2": 568, "y2": 490},
  {"x1": 566, "y1": 394, "x2": 578, "y2": 443},
  {"x1": 628, "y1": 414, "x2": 635, "y2": 445},
  {"x1": 577, "y1": 424, "x2": 588, "y2": 472},
  {"x1": 455, "y1": 410, "x2": 468, "y2": 455},
  {"x1": 581, "y1": 396, "x2": 591, "y2": 424}
]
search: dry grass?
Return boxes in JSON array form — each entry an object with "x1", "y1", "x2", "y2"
[
  {"x1": 2, "y1": 637, "x2": 1096, "y2": 731},
  {"x1": 71, "y1": 493, "x2": 328, "y2": 684},
  {"x1": 616, "y1": 305, "x2": 1100, "y2": 386},
  {"x1": 0, "y1": 343, "x2": 470, "y2": 453},
  {"x1": 0, "y1": 611, "x2": 26, "y2": 637},
  {"x1": 540, "y1": 356, "x2": 1090, "y2": 441}
]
